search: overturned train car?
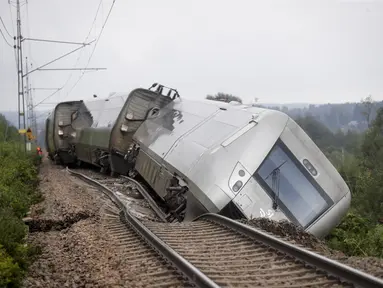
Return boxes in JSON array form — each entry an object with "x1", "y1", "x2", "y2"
[
  {"x1": 130, "y1": 97, "x2": 351, "y2": 238},
  {"x1": 45, "y1": 100, "x2": 88, "y2": 165},
  {"x1": 46, "y1": 86, "x2": 351, "y2": 238},
  {"x1": 72, "y1": 88, "x2": 174, "y2": 175}
]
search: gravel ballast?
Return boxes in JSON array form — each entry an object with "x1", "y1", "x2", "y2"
[
  {"x1": 23, "y1": 158, "x2": 183, "y2": 287},
  {"x1": 23, "y1": 157, "x2": 383, "y2": 286},
  {"x1": 243, "y1": 218, "x2": 383, "y2": 279}
]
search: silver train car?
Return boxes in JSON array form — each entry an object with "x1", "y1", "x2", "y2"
[
  {"x1": 45, "y1": 100, "x2": 87, "y2": 165},
  {"x1": 73, "y1": 87, "x2": 174, "y2": 175},
  {"x1": 131, "y1": 97, "x2": 351, "y2": 238}
]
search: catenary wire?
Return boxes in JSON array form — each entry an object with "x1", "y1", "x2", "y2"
[
  {"x1": 33, "y1": 0, "x2": 104, "y2": 108},
  {"x1": 0, "y1": 26, "x2": 13, "y2": 47},
  {"x1": 0, "y1": 16, "x2": 12, "y2": 38},
  {"x1": 63, "y1": 0, "x2": 116, "y2": 100}
]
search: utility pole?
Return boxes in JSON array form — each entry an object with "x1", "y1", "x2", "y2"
[
  {"x1": 25, "y1": 57, "x2": 31, "y2": 151},
  {"x1": 30, "y1": 87, "x2": 38, "y2": 144},
  {"x1": 25, "y1": 57, "x2": 37, "y2": 147},
  {"x1": 25, "y1": 57, "x2": 30, "y2": 128},
  {"x1": 15, "y1": 0, "x2": 27, "y2": 152},
  {"x1": 9, "y1": 0, "x2": 106, "y2": 151}
]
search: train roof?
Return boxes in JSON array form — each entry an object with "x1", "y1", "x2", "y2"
[{"x1": 171, "y1": 97, "x2": 282, "y2": 118}]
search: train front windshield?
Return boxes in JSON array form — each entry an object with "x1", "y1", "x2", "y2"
[{"x1": 255, "y1": 140, "x2": 333, "y2": 228}]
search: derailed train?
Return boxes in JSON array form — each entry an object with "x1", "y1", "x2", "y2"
[{"x1": 45, "y1": 84, "x2": 351, "y2": 238}]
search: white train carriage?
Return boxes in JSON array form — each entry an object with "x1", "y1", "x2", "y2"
[{"x1": 132, "y1": 98, "x2": 351, "y2": 238}]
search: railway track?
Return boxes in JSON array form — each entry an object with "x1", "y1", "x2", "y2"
[{"x1": 66, "y1": 167, "x2": 383, "y2": 288}]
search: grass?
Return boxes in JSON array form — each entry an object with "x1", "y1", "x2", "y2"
[{"x1": 0, "y1": 142, "x2": 42, "y2": 287}]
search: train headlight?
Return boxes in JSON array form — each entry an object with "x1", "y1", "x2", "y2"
[
  {"x1": 125, "y1": 112, "x2": 134, "y2": 120},
  {"x1": 232, "y1": 180, "x2": 243, "y2": 192},
  {"x1": 58, "y1": 130, "x2": 64, "y2": 136},
  {"x1": 303, "y1": 159, "x2": 318, "y2": 176},
  {"x1": 229, "y1": 162, "x2": 251, "y2": 194},
  {"x1": 120, "y1": 124, "x2": 129, "y2": 132}
]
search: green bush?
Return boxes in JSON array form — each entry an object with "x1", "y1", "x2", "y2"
[
  {"x1": 0, "y1": 245, "x2": 22, "y2": 288},
  {"x1": 0, "y1": 141, "x2": 41, "y2": 287},
  {"x1": 326, "y1": 212, "x2": 383, "y2": 257},
  {"x1": 0, "y1": 209, "x2": 26, "y2": 257}
]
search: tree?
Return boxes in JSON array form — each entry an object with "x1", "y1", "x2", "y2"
[
  {"x1": 360, "y1": 107, "x2": 383, "y2": 170},
  {"x1": 361, "y1": 95, "x2": 375, "y2": 128},
  {"x1": 206, "y1": 93, "x2": 243, "y2": 104},
  {"x1": 0, "y1": 114, "x2": 18, "y2": 142},
  {"x1": 295, "y1": 116, "x2": 336, "y2": 152}
]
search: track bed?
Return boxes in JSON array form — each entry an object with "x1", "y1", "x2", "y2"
[
  {"x1": 144, "y1": 220, "x2": 343, "y2": 287},
  {"x1": 67, "y1": 167, "x2": 383, "y2": 288}
]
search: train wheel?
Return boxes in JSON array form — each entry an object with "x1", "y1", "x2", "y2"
[
  {"x1": 128, "y1": 169, "x2": 137, "y2": 178},
  {"x1": 110, "y1": 171, "x2": 117, "y2": 178}
]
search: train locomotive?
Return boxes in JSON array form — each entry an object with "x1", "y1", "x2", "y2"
[{"x1": 45, "y1": 84, "x2": 351, "y2": 238}]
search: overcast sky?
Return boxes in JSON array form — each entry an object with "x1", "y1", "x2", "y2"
[{"x1": 0, "y1": 0, "x2": 382, "y2": 112}]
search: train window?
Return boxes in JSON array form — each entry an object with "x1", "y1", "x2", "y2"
[
  {"x1": 254, "y1": 139, "x2": 333, "y2": 228},
  {"x1": 71, "y1": 111, "x2": 78, "y2": 121},
  {"x1": 148, "y1": 107, "x2": 160, "y2": 119}
]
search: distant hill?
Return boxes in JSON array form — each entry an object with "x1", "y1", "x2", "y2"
[{"x1": 254, "y1": 101, "x2": 383, "y2": 133}]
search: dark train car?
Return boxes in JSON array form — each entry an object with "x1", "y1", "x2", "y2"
[
  {"x1": 108, "y1": 88, "x2": 174, "y2": 175},
  {"x1": 44, "y1": 100, "x2": 89, "y2": 165},
  {"x1": 72, "y1": 87, "x2": 176, "y2": 175}
]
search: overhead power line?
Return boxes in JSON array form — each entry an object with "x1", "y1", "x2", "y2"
[
  {"x1": 0, "y1": 16, "x2": 12, "y2": 37},
  {"x1": 22, "y1": 37, "x2": 92, "y2": 46},
  {"x1": 65, "y1": 0, "x2": 116, "y2": 98},
  {"x1": 83, "y1": 0, "x2": 104, "y2": 44},
  {"x1": 37, "y1": 68, "x2": 107, "y2": 71},
  {"x1": 0, "y1": 26, "x2": 13, "y2": 47},
  {"x1": 84, "y1": 0, "x2": 116, "y2": 71},
  {"x1": 8, "y1": 3, "x2": 15, "y2": 35},
  {"x1": 33, "y1": 88, "x2": 62, "y2": 108},
  {"x1": 8, "y1": 2, "x2": 18, "y2": 68},
  {"x1": 33, "y1": 0, "x2": 104, "y2": 107},
  {"x1": 23, "y1": 40, "x2": 94, "y2": 77}
]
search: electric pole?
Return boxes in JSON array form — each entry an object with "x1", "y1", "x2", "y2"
[
  {"x1": 25, "y1": 57, "x2": 37, "y2": 147},
  {"x1": 30, "y1": 86, "x2": 38, "y2": 144},
  {"x1": 9, "y1": 0, "x2": 107, "y2": 152},
  {"x1": 15, "y1": 0, "x2": 27, "y2": 152},
  {"x1": 25, "y1": 57, "x2": 29, "y2": 128}
]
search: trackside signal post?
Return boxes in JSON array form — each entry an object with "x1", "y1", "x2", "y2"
[
  {"x1": 19, "y1": 127, "x2": 34, "y2": 151},
  {"x1": 26, "y1": 127, "x2": 34, "y2": 141}
]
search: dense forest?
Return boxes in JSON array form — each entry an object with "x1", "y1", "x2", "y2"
[
  {"x1": 262, "y1": 96, "x2": 383, "y2": 133},
  {"x1": 207, "y1": 93, "x2": 383, "y2": 257},
  {"x1": 296, "y1": 113, "x2": 383, "y2": 257}
]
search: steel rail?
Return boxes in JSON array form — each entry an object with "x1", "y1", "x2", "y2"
[
  {"x1": 120, "y1": 175, "x2": 169, "y2": 222},
  {"x1": 66, "y1": 167, "x2": 219, "y2": 288},
  {"x1": 195, "y1": 213, "x2": 383, "y2": 288}
]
